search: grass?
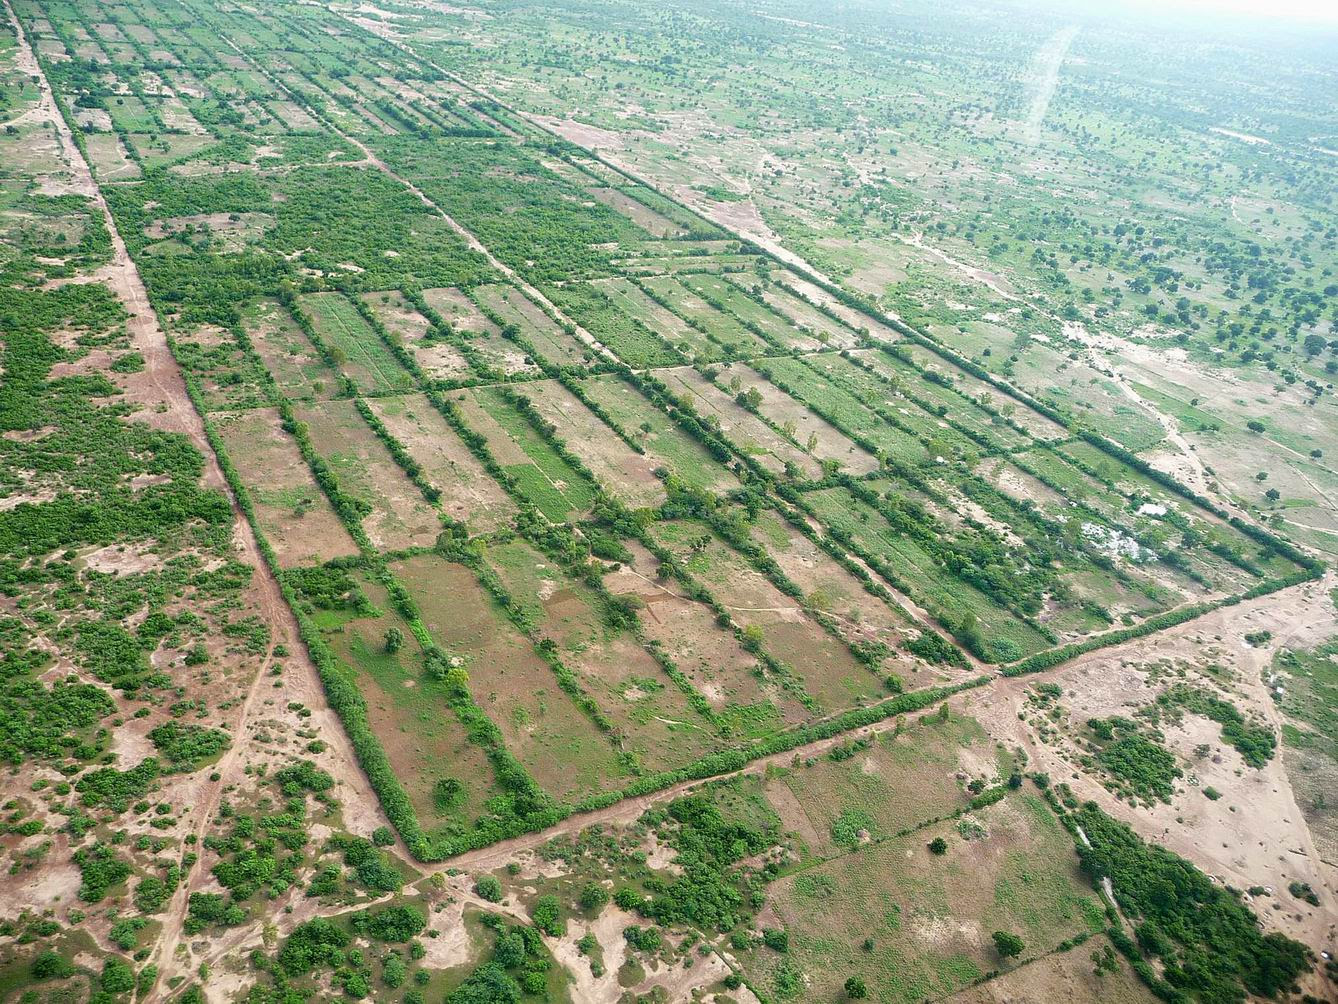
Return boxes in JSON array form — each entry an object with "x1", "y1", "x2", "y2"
[
  {"x1": 753, "y1": 789, "x2": 1104, "y2": 1004},
  {"x1": 465, "y1": 387, "x2": 598, "y2": 521},
  {"x1": 298, "y1": 291, "x2": 413, "y2": 393}
]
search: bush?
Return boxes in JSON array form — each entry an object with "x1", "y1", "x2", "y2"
[
  {"x1": 992, "y1": 931, "x2": 1024, "y2": 959},
  {"x1": 474, "y1": 875, "x2": 503, "y2": 903},
  {"x1": 928, "y1": 837, "x2": 948, "y2": 855},
  {"x1": 845, "y1": 976, "x2": 869, "y2": 999}
]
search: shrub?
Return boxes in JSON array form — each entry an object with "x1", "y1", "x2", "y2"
[
  {"x1": 992, "y1": 931, "x2": 1024, "y2": 959},
  {"x1": 474, "y1": 875, "x2": 503, "y2": 903}
]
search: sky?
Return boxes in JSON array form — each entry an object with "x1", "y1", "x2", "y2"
[{"x1": 1110, "y1": 0, "x2": 1338, "y2": 23}]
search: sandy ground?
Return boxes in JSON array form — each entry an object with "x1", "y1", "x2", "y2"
[{"x1": 965, "y1": 573, "x2": 1338, "y2": 960}]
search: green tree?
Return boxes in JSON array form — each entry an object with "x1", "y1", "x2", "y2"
[{"x1": 992, "y1": 930, "x2": 1024, "y2": 959}]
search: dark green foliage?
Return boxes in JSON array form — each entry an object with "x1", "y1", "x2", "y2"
[
  {"x1": 444, "y1": 962, "x2": 522, "y2": 1004},
  {"x1": 531, "y1": 894, "x2": 563, "y2": 937},
  {"x1": 928, "y1": 836, "x2": 948, "y2": 855},
  {"x1": 32, "y1": 950, "x2": 75, "y2": 980},
  {"x1": 636, "y1": 790, "x2": 774, "y2": 931},
  {"x1": 992, "y1": 930, "x2": 1024, "y2": 959},
  {"x1": 578, "y1": 882, "x2": 610, "y2": 911},
  {"x1": 147, "y1": 722, "x2": 230, "y2": 770},
  {"x1": 844, "y1": 976, "x2": 868, "y2": 999},
  {"x1": 74, "y1": 842, "x2": 132, "y2": 902},
  {"x1": 1093, "y1": 726, "x2": 1181, "y2": 802},
  {"x1": 475, "y1": 875, "x2": 503, "y2": 902},
  {"x1": 101, "y1": 957, "x2": 134, "y2": 994},
  {"x1": 349, "y1": 905, "x2": 426, "y2": 942},
  {"x1": 278, "y1": 918, "x2": 350, "y2": 975},
  {"x1": 1075, "y1": 803, "x2": 1312, "y2": 1000}
]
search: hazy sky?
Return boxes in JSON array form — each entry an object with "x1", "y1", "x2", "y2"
[{"x1": 1112, "y1": 0, "x2": 1338, "y2": 22}]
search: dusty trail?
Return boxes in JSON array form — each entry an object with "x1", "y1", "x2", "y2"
[{"x1": 3, "y1": 5, "x2": 398, "y2": 998}]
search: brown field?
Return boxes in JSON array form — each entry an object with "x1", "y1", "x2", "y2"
[
  {"x1": 473, "y1": 283, "x2": 591, "y2": 369},
  {"x1": 713, "y1": 362, "x2": 880, "y2": 474},
  {"x1": 656, "y1": 365, "x2": 822, "y2": 478},
  {"x1": 295, "y1": 398, "x2": 441, "y2": 550},
  {"x1": 84, "y1": 132, "x2": 140, "y2": 180},
  {"x1": 364, "y1": 393, "x2": 517, "y2": 533},
  {"x1": 392, "y1": 553, "x2": 630, "y2": 803},
  {"x1": 244, "y1": 298, "x2": 338, "y2": 404},
  {"x1": 651, "y1": 519, "x2": 883, "y2": 711},
  {"x1": 749, "y1": 510, "x2": 921, "y2": 680},
  {"x1": 603, "y1": 539, "x2": 814, "y2": 733},
  {"x1": 482, "y1": 538, "x2": 724, "y2": 774},
  {"x1": 361, "y1": 289, "x2": 432, "y2": 343},
  {"x1": 517, "y1": 380, "x2": 666, "y2": 507},
  {"x1": 422, "y1": 287, "x2": 541, "y2": 376},
  {"x1": 212, "y1": 407, "x2": 358, "y2": 567},
  {"x1": 423, "y1": 286, "x2": 491, "y2": 332}
]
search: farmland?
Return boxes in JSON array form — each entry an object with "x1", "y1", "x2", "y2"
[{"x1": 0, "y1": 0, "x2": 1334, "y2": 1000}]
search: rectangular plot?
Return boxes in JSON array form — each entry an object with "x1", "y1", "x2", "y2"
[
  {"x1": 360, "y1": 289, "x2": 431, "y2": 342},
  {"x1": 679, "y1": 273, "x2": 820, "y2": 351},
  {"x1": 423, "y1": 286, "x2": 540, "y2": 377},
  {"x1": 578, "y1": 374, "x2": 739, "y2": 495},
  {"x1": 603, "y1": 540, "x2": 812, "y2": 735},
  {"x1": 298, "y1": 291, "x2": 412, "y2": 394},
  {"x1": 586, "y1": 187, "x2": 684, "y2": 237},
  {"x1": 732, "y1": 274, "x2": 861, "y2": 348},
  {"x1": 548, "y1": 281, "x2": 680, "y2": 368},
  {"x1": 640, "y1": 275, "x2": 771, "y2": 358},
  {"x1": 483, "y1": 539, "x2": 723, "y2": 774},
  {"x1": 806, "y1": 486, "x2": 1051, "y2": 660},
  {"x1": 517, "y1": 381, "x2": 666, "y2": 508},
  {"x1": 243, "y1": 298, "x2": 337, "y2": 404},
  {"x1": 873, "y1": 345, "x2": 1065, "y2": 443},
  {"x1": 769, "y1": 714, "x2": 985, "y2": 859},
  {"x1": 801, "y1": 352, "x2": 981, "y2": 459},
  {"x1": 762, "y1": 356, "x2": 928, "y2": 464},
  {"x1": 365, "y1": 394, "x2": 516, "y2": 534},
  {"x1": 750, "y1": 510, "x2": 918, "y2": 679},
  {"x1": 213, "y1": 407, "x2": 357, "y2": 567},
  {"x1": 591, "y1": 277, "x2": 715, "y2": 360},
  {"x1": 474, "y1": 284, "x2": 591, "y2": 369},
  {"x1": 651, "y1": 519, "x2": 882, "y2": 712},
  {"x1": 452, "y1": 388, "x2": 596, "y2": 521},
  {"x1": 656, "y1": 366, "x2": 822, "y2": 479},
  {"x1": 296, "y1": 398, "x2": 441, "y2": 550},
  {"x1": 715, "y1": 362, "x2": 879, "y2": 474},
  {"x1": 760, "y1": 791, "x2": 1100, "y2": 1004},
  {"x1": 393, "y1": 554, "x2": 628, "y2": 804},
  {"x1": 770, "y1": 269, "x2": 905, "y2": 343},
  {"x1": 321, "y1": 574, "x2": 499, "y2": 838}
]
